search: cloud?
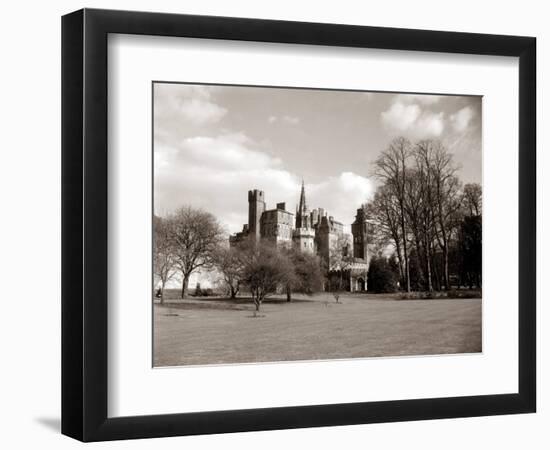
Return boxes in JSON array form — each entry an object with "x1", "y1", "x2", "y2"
[
  {"x1": 154, "y1": 84, "x2": 227, "y2": 128},
  {"x1": 381, "y1": 95, "x2": 445, "y2": 138},
  {"x1": 155, "y1": 132, "x2": 373, "y2": 236},
  {"x1": 176, "y1": 98, "x2": 227, "y2": 125},
  {"x1": 308, "y1": 172, "x2": 374, "y2": 233},
  {"x1": 381, "y1": 102, "x2": 421, "y2": 131},
  {"x1": 416, "y1": 111, "x2": 445, "y2": 136},
  {"x1": 267, "y1": 115, "x2": 300, "y2": 125},
  {"x1": 155, "y1": 132, "x2": 294, "y2": 233},
  {"x1": 450, "y1": 106, "x2": 475, "y2": 132},
  {"x1": 175, "y1": 134, "x2": 282, "y2": 171},
  {"x1": 283, "y1": 115, "x2": 300, "y2": 125}
]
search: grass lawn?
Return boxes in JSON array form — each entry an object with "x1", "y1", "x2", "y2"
[{"x1": 153, "y1": 292, "x2": 481, "y2": 367}]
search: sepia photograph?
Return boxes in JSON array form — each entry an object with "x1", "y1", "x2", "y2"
[{"x1": 153, "y1": 82, "x2": 482, "y2": 367}]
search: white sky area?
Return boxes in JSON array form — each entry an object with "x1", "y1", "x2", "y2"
[{"x1": 154, "y1": 83, "x2": 481, "y2": 237}]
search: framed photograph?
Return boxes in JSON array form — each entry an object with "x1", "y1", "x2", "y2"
[{"x1": 61, "y1": 8, "x2": 536, "y2": 442}]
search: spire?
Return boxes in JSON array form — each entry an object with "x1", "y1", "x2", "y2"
[
  {"x1": 296, "y1": 179, "x2": 309, "y2": 229},
  {"x1": 298, "y1": 179, "x2": 307, "y2": 214}
]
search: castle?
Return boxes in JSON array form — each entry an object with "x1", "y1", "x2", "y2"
[{"x1": 230, "y1": 182, "x2": 373, "y2": 292}]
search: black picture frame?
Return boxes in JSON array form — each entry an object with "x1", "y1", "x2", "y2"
[{"x1": 61, "y1": 8, "x2": 536, "y2": 442}]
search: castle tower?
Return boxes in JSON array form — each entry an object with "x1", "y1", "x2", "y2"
[
  {"x1": 351, "y1": 206, "x2": 370, "y2": 260},
  {"x1": 248, "y1": 189, "x2": 265, "y2": 241},
  {"x1": 310, "y1": 208, "x2": 320, "y2": 228},
  {"x1": 293, "y1": 180, "x2": 315, "y2": 253}
]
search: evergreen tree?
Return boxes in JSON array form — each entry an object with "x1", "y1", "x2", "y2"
[{"x1": 367, "y1": 256, "x2": 398, "y2": 293}]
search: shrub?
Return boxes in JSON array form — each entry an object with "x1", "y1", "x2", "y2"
[
  {"x1": 194, "y1": 283, "x2": 202, "y2": 297},
  {"x1": 399, "y1": 289, "x2": 482, "y2": 300},
  {"x1": 367, "y1": 256, "x2": 398, "y2": 293}
]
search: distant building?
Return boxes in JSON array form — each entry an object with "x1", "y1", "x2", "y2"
[
  {"x1": 260, "y1": 202, "x2": 294, "y2": 246},
  {"x1": 348, "y1": 206, "x2": 374, "y2": 292},
  {"x1": 230, "y1": 182, "x2": 373, "y2": 291}
]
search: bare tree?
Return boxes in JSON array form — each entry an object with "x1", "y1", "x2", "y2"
[
  {"x1": 327, "y1": 233, "x2": 354, "y2": 302},
  {"x1": 369, "y1": 137, "x2": 481, "y2": 293},
  {"x1": 373, "y1": 137, "x2": 412, "y2": 292},
  {"x1": 213, "y1": 245, "x2": 245, "y2": 299},
  {"x1": 240, "y1": 241, "x2": 294, "y2": 313},
  {"x1": 429, "y1": 142, "x2": 462, "y2": 290},
  {"x1": 167, "y1": 206, "x2": 225, "y2": 299},
  {"x1": 403, "y1": 168, "x2": 426, "y2": 288},
  {"x1": 153, "y1": 216, "x2": 177, "y2": 304},
  {"x1": 463, "y1": 183, "x2": 482, "y2": 216},
  {"x1": 413, "y1": 140, "x2": 438, "y2": 292},
  {"x1": 366, "y1": 186, "x2": 405, "y2": 285}
]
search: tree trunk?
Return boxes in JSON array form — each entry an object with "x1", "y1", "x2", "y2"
[
  {"x1": 437, "y1": 221, "x2": 450, "y2": 291},
  {"x1": 230, "y1": 282, "x2": 238, "y2": 299},
  {"x1": 432, "y1": 255, "x2": 441, "y2": 291},
  {"x1": 398, "y1": 154, "x2": 411, "y2": 293},
  {"x1": 425, "y1": 240, "x2": 433, "y2": 292},
  {"x1": 394, "y1": 243, "x2": 405, "y2": 289},
  {"x1": 443, "y1": 246, "x2": 450, "y2": 290},
  {"x1": 286, "y1": 284, "x2": 292, "y2": 302},
  {"x1": 181, "y1": 275, "x2": 190, "y2": 299},
  {"x1": 414, "y1": 234, "x2": 425, "y2": 287},
  {"x1": 400, "y1": 218, "x2": 411, "y2": 292},
  {"x1": 160, "y1": 281, "x2": 165, "y2": 305}
]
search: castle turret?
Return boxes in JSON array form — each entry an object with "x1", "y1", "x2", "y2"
[
  {"x1": 351, "y1": 206, "x2": 370, "y2": 261},
  {"x1": 248, "y1": 189, "x2": 265, "y2": 241},
  {"x1": 310, "y1": 208, "x2": 319, "y2": 227}
]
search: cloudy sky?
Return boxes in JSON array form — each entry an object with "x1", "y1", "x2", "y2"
[{"x1": 153, "y1": 83, "x2": 481, "y2": 235}]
